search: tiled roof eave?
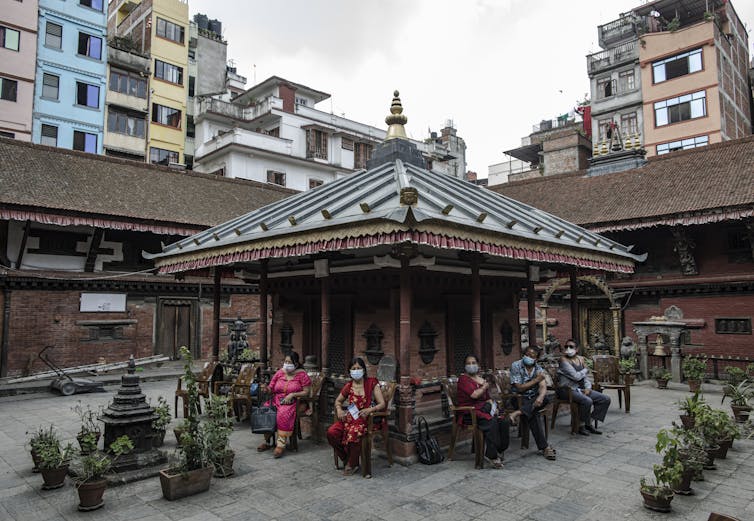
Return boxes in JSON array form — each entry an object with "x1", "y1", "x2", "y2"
[{"x1": 585, "y1": 205, "x2": 754, "y2": 233}]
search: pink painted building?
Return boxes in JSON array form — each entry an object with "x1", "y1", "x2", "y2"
[{"x1": 0, "y1": 0, "x2": 37, "y2": 141}]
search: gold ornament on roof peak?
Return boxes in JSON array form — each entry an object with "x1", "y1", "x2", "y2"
[{"x1": 385, "y1": 90, "x2": 408, "y2": 140}]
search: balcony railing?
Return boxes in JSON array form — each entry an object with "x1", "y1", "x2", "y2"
[
  {"x1": 598, "y1": 15, "x2": 639, "y2": 48},
  {"x1": 197, "y1": 96, "x2": 283, "y2": 121},
  {"x1": 587, "y1": 40, "x2": 638, "y2": 74},
  {"x1": 307, "y1": 147, "x2": 328, "y2": 160},
  {"x1": 532, "y1": 116, "x2": 576, "y2": 134}
]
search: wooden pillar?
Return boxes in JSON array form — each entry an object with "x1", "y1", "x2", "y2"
[
  {"x1": 526, "y1": 272, "x2": 537, "y2": 348},
  {"x1": 540, "y1": 304, "x2": 548, "y2": 344},
  {"x1": 611, "y1": 305, "x2": 621, "y2": 356},
  {"x1": 259, "y1": 260, "x2": 269, "y2": 368},
  {"x1": 570, "y1": 271, "x2": 580, "y2": 346},
  {"x1": 399, "y1": 257, "x2": 412, "y2": 376},
  {"x1": 212, "y1": 268, "x2": 221, "y2": 362},
  {"x1": 320, "y1": 276, "x2": 330, "y2": 375},
  {"x1": 471, "y1": 258, "x2": 481, "y2": 362}
]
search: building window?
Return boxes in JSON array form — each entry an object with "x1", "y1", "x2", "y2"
[
  {"x1": 186, "y1": 115, "x2": 195, "y2": 138},
  {"x1": 109, "y1": 68, "x2": 147, "y2": 98},
  {"x1": 0, "y1": 77, "x2": 18, "y2": 102},
  {"x1": 656, "y1": 135, "x2": 709, "y2": 155},
  {"x1": 618, "y1": 69, "x2": 635, "y2": 92},
  {"x1": 620, "y1": 112, "x2": 638, "y2": 135},
  {"x1": 0, "y1": 131, "x2": 14, "y2": 138},
  {"x1": 188, "y1": 75, "x2": 195, "y2": 97},
  {"x1": 0, "y1": 26, "x2": 20, "y2": 51},
  {"x1": 354, "y1": 142, "x2": 373, "y2": 169},
  {"x1": 295, "y1": 97, "x2": 308, "y2": 107},
  {"x1": 306, "y1": 129, "x2": 328, "y2": 160},
  {"x1": 152, "y1": 103, "x2": 181, "y2": 128},
  {"x1": 309, "y1": 178, "x2": 323, "y2": 189},
  {"x1": 653, "y1": 48, "x2": 702, "y2": 83},
  {"x1": 156, "y1": 17, "x2": 184, "y2": 44},
  {"x1": 714, "y1": 318, "x2": 752, "y2": 335},
  {"x1": 45, "y1": 22, "x2": 62, "y2": 49},
  {"x1": 73, "y1": 130, "x2": 97, "y2": 153},
  {"x1": 76, "y1": 81, "x2": 100, "y2": 108},
  {"x1": 78, "y1": 32, "x2": 102, "y2": 60},
  {"x1": 42, "y1": 73, "x2": 59, "y2": 99},
  {"x1": 267, "y1": 170, "x2": 286, "y2": 186},
  {"x1": 596, "y1": 77, "x2": 615, "y2": 99},
  {"x1": 266, "y1": 127, "x2": 279, "y2": 138},
  {"x1": 107, "y1": 108, "x2": 145, "y2": 138},
  {"x1": 40, "y1": 124, "x2": 58, "y2": 146},
  {"x1": 654, "y1": 90, "x2": 706, "y2": 127},
  {"x1": 155, "y1": 59, "x2": 183, "y2": 85},
  {"x1": 150, "y1": 147, "x2": 178, "y2": 165},
  {"x1": 597, "y1": 118, "x2": 612, "y2": 141},
  {"x1": 79, "y1": 0, "x2": 103, "y2": 10}
]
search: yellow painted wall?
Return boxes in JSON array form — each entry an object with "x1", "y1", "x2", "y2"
[
  {"x1": 148, "y1": 0, "x2": 188, "y2": 163},
  {"x1": 639, "y1": 21, "x2": 722, "y2": 156}
]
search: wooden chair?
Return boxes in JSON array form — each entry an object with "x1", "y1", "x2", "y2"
[
  {"x1": 708, "y1": 514, "x2": 742, "y2": 521},
  {"x1": 224, "y1": 364, "x2": 259, "y2": 421},
  {"x1": 546, "y1": 365, "x2": 580, "y2": 435},
  {"x1": 592, "y1": 355, "x2": 631, "y2": 413},
  {"x1": 440, "y1": 376, "x2": 485, "y2": 469},
  {"x1": 292, "y1": 371, "x2": 326, "y2": 448},
  {"x1": 174, "y1": 360, "x2": 217, "y2": 418},
  {"x1": 492, "y1": 369, "x2": 551, "y2": 449},
  {"x1": 360, "y1": 381, "x2": 396, "y2": 478}
]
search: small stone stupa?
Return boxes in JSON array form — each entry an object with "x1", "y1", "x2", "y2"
[{"x1": 100, "y1": 356, "x2": 166, "y2": 475}]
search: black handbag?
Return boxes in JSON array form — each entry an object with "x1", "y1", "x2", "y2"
[
  {"x1": 250, "y1": 393, "x2": 277, "y2": 434},
  {"x1": 416, "y1": 416, "x2": 444, "y2": 465}
]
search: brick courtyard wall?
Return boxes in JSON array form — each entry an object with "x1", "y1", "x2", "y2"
[{"x1": 198, "y1": 293, "x2": 260, "y2": 359}]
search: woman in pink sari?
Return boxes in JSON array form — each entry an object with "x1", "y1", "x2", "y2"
[{"x1": 257, "y1": 351, "x2": 311, "y2": 458}]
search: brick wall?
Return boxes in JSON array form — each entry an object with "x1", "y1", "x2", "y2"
[
  {"x1": 198, "y1": 293, "x2": 260, "y2": 359},
  {"x1": 278, "y1": 83, "x2": 296, "y2": 113}
]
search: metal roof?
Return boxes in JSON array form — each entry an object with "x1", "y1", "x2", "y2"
[{"x1": 146, "y1": 156, "x2": 645, "y2": 271}]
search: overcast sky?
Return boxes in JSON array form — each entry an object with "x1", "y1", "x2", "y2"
[{"x1": 188, "y1": 0, "x2": 754, "y2": 176}]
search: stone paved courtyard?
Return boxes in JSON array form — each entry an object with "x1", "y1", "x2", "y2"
[{"x1": 1, "y1": 379, "x2": 752, "y2": 521}]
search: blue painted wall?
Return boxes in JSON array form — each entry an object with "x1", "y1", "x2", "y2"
[{"x1": 32, "y1": 0, "x2": 107, "y2": 153}]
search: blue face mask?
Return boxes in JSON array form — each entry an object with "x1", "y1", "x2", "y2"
[
  {"x1": 350, "y1": 369, "x2": 364, "y2": 380},
  {"x1": 522, "y1": 355, "x2": 536, "y2": 366}
]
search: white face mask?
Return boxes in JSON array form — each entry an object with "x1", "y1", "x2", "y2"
[
  {"x1": 350, "y1": 369, "x2": 364, "y2": 380},
  {"x1": 465, "y1": 364, "x2": 479, "y2": 374},
  {"x1": 283, "y1": 363, "x2": 295, "y2": 373},
  {"x1": 565, "y1": 348, "x2": 577, "y2": 357}
]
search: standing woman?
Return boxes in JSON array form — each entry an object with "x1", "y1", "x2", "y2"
[
  {"x1": 456, "y1": 354, "x2": 515, "y2": 469},
  {"x1": 257, "y1": 351, "x2": 311, "y2": 458},
  {"x1": 327, "y1": 357, "x2": 385, "y2": 476}
]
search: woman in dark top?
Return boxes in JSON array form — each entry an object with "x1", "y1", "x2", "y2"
[{"x1": 456, "y1": 354, "x2": 516, "y2": 469}]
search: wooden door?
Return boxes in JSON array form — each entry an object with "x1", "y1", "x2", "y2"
[{"x1": 157, "y1": 299, "x2": 193, "y2": 359}]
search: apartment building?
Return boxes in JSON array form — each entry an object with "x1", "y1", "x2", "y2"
[
  {"x1": 0, "y1": 0, "x2": 38, "y2": 141},
  {"x1": 108, "y1": 0, "x2": 188, "y2": 166},
  {"x1": 193, "y1": 76, "x2": 465, "y2": 191},
  {"x1": 589, "y1": 0, "x2": 751, "y2": 158},
  {"x1": 33, "y1": 0, "x2": 107, "y2": 153}
]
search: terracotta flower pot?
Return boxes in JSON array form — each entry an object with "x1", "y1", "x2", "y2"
[
  {"x1": 76, "y1": 479, "x2": 107, "y2": 511},
  {"x1": 152, "y1": 429, "x2": 166, "y2": 448},
  {"x1": 640, "y1": 487, "x2": 674, "y2": 512},
  {"x1": 679, "y1": 414, "x2": 695, "y2": 429},
  {"x1": 159, "y1": 466, "x2": 212, "y2": 501},
  {"x1": 30, "y1": 449, "x2": 41, "y2": 473},
  {"x1": 173, "y1": 426, "x2": 186, "y2": 446},
  {"x1": 714, "y1": 438, "x2": 732, "y2": 459},
  {"x1": 731, "y1": 404, "x2": 751, "y2": 423},
  {"x1": 213, "y1": 450, "x2": 235, "y2": 478},
  {"x1": 703, "y1": 446, "x2": 718, "y2": 470},
  {"x1": 672, "y1": 468, "x2": 695, "y2": 495},
  {"x1": 40, "y1": 465, "x2": 68, "y2": 490},
  {"x1": 687, "y1": 379, "x2": 701, "y2": 393},
  {"x1": 656, "y1": 378, "x2": 669, "y2": 389}
]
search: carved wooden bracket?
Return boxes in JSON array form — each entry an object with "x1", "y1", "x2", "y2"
[{"x1": 670, "y1": 226, "x2": 698, "y2": 276}]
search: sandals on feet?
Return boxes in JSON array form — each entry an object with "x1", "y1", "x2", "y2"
[
  {"x1": 542, "y1": 446, "x2": 557, "y2": 460},
  {"x1": 485, "y1": 456, "x2": 504, "y2": 469},
  {"x1": 343, "y1": 465, "x2": 359, "y2": 476},
  {"x1": 257, "y1": 442, "x2": 271, "y2": 452}
]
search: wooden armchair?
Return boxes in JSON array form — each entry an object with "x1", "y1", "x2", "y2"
[
  {"x1": 361, "y1": 381, "x2": 396, "y2": 478},
  {"x1": 592, "y1": 355, "x2": 631, "y2": 413},
  {"x1": 292, "y1": 371, "x2": 326, "y2": 448},
  {"x1": 224, "y1": 364, "x2": 259, "y2": 421},
  {"x1": 440, "y1": 376, "x2": 485, "y2": 469},
  {"x1": 546, "y1": 365, "x2": 579, "y2": 435},
  {"x1": 493, "y1": 368, "x2": 552, "y2": 449},
  {"x1": 174, "y1": 360, "x2": 217, "y2": 418}
]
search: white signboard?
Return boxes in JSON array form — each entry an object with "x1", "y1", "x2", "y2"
[{"x1": 80, "y1": 293, "x2": 127, "y2": 312}]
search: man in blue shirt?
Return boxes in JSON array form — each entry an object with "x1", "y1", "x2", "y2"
[{"x1": 510, "y1": 346, "x2": 557, "y2": 460}]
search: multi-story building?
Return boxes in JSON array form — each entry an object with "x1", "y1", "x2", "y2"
[
  {"x1": 33, "y1": 0, "x2": 107, "y2": 153},
  {"x1": 108, "y1": 0, "x2": 188, "y2": 166},
  {"x1": 193, "y1": 77, "x2": 465, "y2": 191},
  {"x1": 589, "y1": 0, "x2": 751, "y2": 158},
  {"x1": 103, "y1": 38, "x2": 150, "y2": 161},
  {"x1": 0, "y1": 0, "x2": 38, "y2": 141}
]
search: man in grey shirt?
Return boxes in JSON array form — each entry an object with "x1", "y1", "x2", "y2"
[{"x1": 557, "y1": 339, "x2": 610, "y2": 435}]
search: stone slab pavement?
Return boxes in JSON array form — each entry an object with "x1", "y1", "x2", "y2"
[{"x1": 0, "y1": 378, "x2": 752, "y2": 521}]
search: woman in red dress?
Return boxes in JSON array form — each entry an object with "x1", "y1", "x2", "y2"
[
  {"x1": 327, "y1": 357, "x2": 386, "y2": 476},
  {"x1": 257, "y1": 351, "x2": 311, "y2": 458}
]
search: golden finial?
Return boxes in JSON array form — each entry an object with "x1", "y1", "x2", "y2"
[{"x1": 385, "y1": 90, "x2": 408, "y2": 140}]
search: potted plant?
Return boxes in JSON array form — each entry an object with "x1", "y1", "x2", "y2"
[
  {"x1": 159, "y1": 347, "x2": 213, "y2": 500},
  {"x1": 619, "y1": 355, "x2": 636, "y2": 385},
  {"x1": 204, "y1": 394, "x2": 235, "y2": 478},
  {"x1": 27, "y1": 425, "x2": 59, "y2": 473},
  {"x1": 747, "y1": 363, "x2": 754, "y2": 379},
  {"x1": 72, "y1": 402, "x2": 101, "y2": 455},
  {"x1": 677, "y1": 392, "x2": 707, "y2": 429},
  {"x1": 151, "y1": 396, "x2": 171, "y2": 448},
  {"x1": 73, "y1": 435, "x2": 133, "y2": 511},
  {"x1": 656, "y1": 427, "x2": 706, "y2": 495},
  {"x1": 639, "y1": 460, "x2": 682, "y2": 512},
  {"x1": 724, "y1": 381, "x2": 753, "y2": 422},
  {"x1": 651, "y1": 367, "x2": 672, "y2": 389},
  {"x1": 37, "y1": 439, "x2": 74, "y2": 490},
  {"x1": 693, "y1": 407, "x2": 728, "y2": 468},
  {"x1": 725, "y1": 366, "x2": 748, "y2": 387},
  {"x1": 682, "y1": 356, "x2": 707, "y2": 393}
]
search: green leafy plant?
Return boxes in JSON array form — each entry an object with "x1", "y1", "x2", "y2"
[
  {"x1": 703, "y1": 10, "x2": 715, "y2": 21},
  {"x1": 27, "y1": 425, "x2": 60, "y2": 453},
  {"x1": 651, "y1": 367, "x2": 672, "y2": 380},
  {"x1": 37, "y1": 441, "x2": 74, "y2": 470},
  {"x1": 667, "y1": 16, "x2": 681, "y2": 32},
  {"x1": 747, "y1": 363, "x2": 754, "y2": 378},
  {"x1": 656, "y1": 427, "x2": 706, "y2": 475},
  {"x1": 152, "y1": 396, "x2": 172, "y2": 431},
  {"x1": 723, "y1": 381, "x2": 754, "y2": 407},
  {"x1": 677, "y1": 392, "x2": 708, "y2": 417},
  {"x1": 203, "y1": 395, "x2": 234, "y2": 476},
  {"x1": 682, "y1": 357, "x2": 707, "y2": 381},
  {"x1": 695, "y1": 407, "x2": 739, "y2": 445},
  {"x1": 73, "y1": 402, "x2": 100, "y2": 435},
  {"x1": 725, "y1": 367, "x2": 748, "y2": 387},
  {"x1": 619, "y1": 355, "x2": 637, "y2": 374},
  {"x1": 640, "y1": 459, "x2": 683, "y2": 497},
  {"x1": 175, "y1": 346, "x2": 209, "y2": 473},
  {"x1": 75, "y1": 435, "x2": 134, "y2": 485}
]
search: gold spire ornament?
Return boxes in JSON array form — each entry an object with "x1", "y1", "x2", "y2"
[{"x1": 385, "y1": 90, "x2": 408, "y2": 140}]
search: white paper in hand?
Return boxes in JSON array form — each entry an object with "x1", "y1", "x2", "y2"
[{"x1": 347, "y1": 403, "x2": 359, "y2": 419}]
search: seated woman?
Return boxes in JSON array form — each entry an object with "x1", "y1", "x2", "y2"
[
  {"x1": 456, "y1": 355, "x2": 518, "y2": 469},
  {"x1": 557, "y1": 339, "x2": 610, "y2": 436},
  {"x1": 327, "y1": 357, "x2": 386, "y2": 476},
  {"x1": 257, "y1": 351, "x2": 311, "y2": 458}
]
